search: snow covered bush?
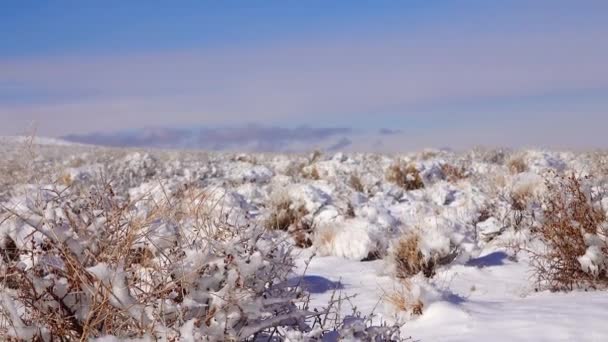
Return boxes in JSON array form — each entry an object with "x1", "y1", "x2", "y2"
[
  {"x1": 264, "y1": 191, "x2": 314, "y2": 248},
  {"x1": 386, "y1": 163, "x2": 424, "y2": 191},
  {"x1": 383, "y1": 280, "x2": 424, "y2": 318},
  {"x1": 313, "y1": 219, "x2": 385, "y2": 261},
  {"x1": 392, "y1": 234, "x2": 436, "y2": 278},
  {"x1": 507, "y1": 153, "x2": 529, "y2": 174},
  {"x1": 0, "y1": 179, "x2": 405, "y2": 340},
  {"x1": 391, "y1": 230, "x2": 458, "y2": 279},
  {"x1": 531, "y1": 173, "x2": 608, "y2": 291},
  {"x1": 302, "y1": 165, "x2": 321, "y2": 180},
  {"x1": 440, "y1": 163, "x2": 468, "y2": 183},
  {"x1": 0, "y1": 184, "x2": 296, "y2": 340},
  {"x1": 348, "y1": 174, "x2": 365, "y2": 193}
]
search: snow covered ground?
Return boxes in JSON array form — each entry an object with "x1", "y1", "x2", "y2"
[{"x1": 1, "y1": 139, "x2": 608, "y2": 340}]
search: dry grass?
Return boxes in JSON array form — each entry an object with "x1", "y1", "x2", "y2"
[
  {"x1": 507, "y1": 154, "x2": 528, "y2": 174},
  {"x1": 383, "y1": 281, "x2": 424, "y2": 317},
  {"x1": 57, "y1": 172, "x2": 73, "y2": 186},
  {"x1": 0, "y1": 180, "x2": 306, "y2": 340},
  {"x1": 441, "y1": 163, "x2": 467, "y2": 183},
  {"x1": 313, "y1": 224, "x2": 338, "y2": 256},
  {"x1": 265, "y1": 194, "x2": 314, "y2": 247},
  {"x1": 1, "y1": 185, "x2": 157, "y2": 338},
  {"x1": 349, "y1": 174, "x2": 365, "y2": 193},
  {"x1": 420, "y1": 150, "x2": 438, "y2": 160},
  {"x1": 393, "y1": 234, "x2": 436, "y2": 278},
  {"x1": 303, "y1": 166, "x2": 321, "y2": 180},
  {"x1": 310, "y1": 150, "x2": 323, "y2": 163},
  {"x1": 265, "y1": 195, "x2": 309, "y2": 232},
  {"x1": 386, "y1": 163, "x2": 424, "y2": 191},
  {"x1": 345, "y1": 202, "x2": 356, "y2": 218},
  {"x1": 509, "y1": 187, "x2": 534, "y2": 229},
  {"x1": 531, "y1": 174, "x2": 608, "y2": 291},
  {"x1": 285, "y1": 161, "x2": 307, "y2": 179}
]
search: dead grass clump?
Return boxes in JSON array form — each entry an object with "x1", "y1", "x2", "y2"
[
  {"x1": 292, "y1": 218, "x2": 315, "y2": 248},
  {"x1": 510, "y1": 186, "x2": 534, "y2": 212},
  {"x1": 57, "y1": 172, "x2": 73, "y2": 186},
  {"x1": 285, "y1": 161, "x2": 306, "y2": 179},
  {"x1": 531, "y1": 174, "x2": 608, "y2": 291},
  {"x1": 265, "y1": 196, "x2": 309, "y2": 232},
  {"x1": 314, "y1": 224, "x2": 337, "y2": 254},
  {"x1": 310, "y1": 149, "x2": 323, "y2": 163},
  {"x1": 507, "y1": 154, "x2": 528, "y2": 174},
  {"x1": 303, "y1": 166, "x2": 321, "y2": 180},
  {"x1": 384, "y1": 281, "x2": 424, "y2": 317},
  {"x1": 420, "y1": 150, "x2": 438, "y2": 160},
  {"x1": 265, "y1": 194, "x2": 315, "y2": 247},
  {"x1": 345, "y1": 202, "x2": 356, "y2": 218},
  {"x1": 386, "y1": 163, "x2": 424, "y2": 191},
  {"x1": 475, "y1": 204, "x2": 494, "y2": 224},
  {"x1": 393, "y1": 234, "x2": 436, "y2": 278},
  {"x1": 349, "y1": 174, "x2": 365, "y2": 193},
  {"x1": 441, "y1": 163, "x2": 467, "y2": 183},
  {"x1": 509, "y1": 189, "x2": 533, "y2": 228}
]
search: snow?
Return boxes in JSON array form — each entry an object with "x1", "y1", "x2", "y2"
[
  {"x1": 0, "y1": 135, "x2": 79, "y2": 146},
  {"x1": 2, "y1": 144, "x2": 608, "y2": 340}
]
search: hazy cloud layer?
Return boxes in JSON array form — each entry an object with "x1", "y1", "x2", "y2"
[{"x1": 63, "y1": 125, "x2": 352, "y2": 152}]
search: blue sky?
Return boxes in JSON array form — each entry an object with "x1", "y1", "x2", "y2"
[{"x1": 1, "y1": 1, "x2": 607, "y2": 148}]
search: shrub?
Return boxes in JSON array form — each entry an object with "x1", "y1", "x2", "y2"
[
  {"x1": 310, "y1": 149, "x2": 323, "y2": 163},
  {"x1": 349, "y1": 174, "x2": 365, "y2": 193},
  {"x1": 313, "y1": 220, "x2": 384, "y2": 261},
  {"x1": 392, "y1": 231, "x2": 459, "y2": 279},
  {"x1": 306, "y1": 166, "x2": 321, "y2": 180},
  {"x1": 475, "y1": 147, "x2": 507, "y2": 165},
  {"x1": 0, "y1": 183, "x2": 310, "y2": 340},
  {"x1": 345, "y1": 202, "x2": 356, "y2": 218},
  {"x1": 509, "y1": 188, "x2": 534, "y2": 229},
  {"x1": 264, "y1": 193, "x2": 314, "y2": 248},
  {"x1": 386, "y1": 163, "x2": 424, "y2": 191},
  {"x1": 440, "y1": 163, "x2": 467, "y2": 183},
  {"x1": 383, "y1": 281, "x2": 424, "y2": 317},
  {"x1": 265, "y1": 195, "x2": 309, "y2": 232},
  {"x1": 393, "y1": 234, "x2": 436, "y2": 278},
  {"x1": 531, "y1": 174, "x2": 608, "y2": 291},
  {"x1": 507, "y1": 154, "x2": 528, "y2": 174}
]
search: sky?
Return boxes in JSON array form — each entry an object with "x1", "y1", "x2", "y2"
[{"x1": 1, "y1": 1, "x2": 607, "y2": 149}]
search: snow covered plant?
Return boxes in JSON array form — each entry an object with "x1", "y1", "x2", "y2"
[
  {"x1": 0, "y1": 182, "x2": 407, "y2": 341},
  {"x1": 385, "y1": 163, "x2": 424, "y2": 191},
  {"x1": 531, "y1": 173, "x2": 608, "y2": 291},
  {"x1": 390, "y1": 232, "x2": 457, "y2": 279},
  {"x1": 0, "y1": 182, "x2": 301, "y2": 341},
  {"x1": 264, "y1": 191, "x2": 315, "y2": 248}
]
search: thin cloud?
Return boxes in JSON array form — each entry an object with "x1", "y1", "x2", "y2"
[{"x1": 63, "y1": 125, "x2": 352, "y2": 152}]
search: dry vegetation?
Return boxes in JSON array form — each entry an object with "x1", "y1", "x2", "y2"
[
  {"x1": 393, "y1": 234, "x2": 436, "y2": 279},
  {"x1": 507, "y1": 154, "x2": 529, "y2": 174},
  {"x1": 349, "y1": 174, "x2": 365, "y2": 193},
  {"x1": 531, "y1": 174, "x2": 608, "y2": 291},
  {"x1": 383, "y1": 281, "x2": 424, "y2": 317},
  {"x1": 264, "y1": 194, "x2": 314, "y2": 248},
  {"x1": 0, "y1": 179, "x2": 403, "y2": 340},
  {"x1": 4, "y1": 138, "x2": 608, "y2": 338},
  {"x1": 441, "y1": 163, "x2": 467, "y2": 183},
  {"x1": 303, "y1": 165, "x2": 321, "y2": 180},
  {"x1": 0, "y1": 183, "x2": 290, "y2": 339},
  {"x1": 386, "y1": 163, "x2": 424, "y2": 191}
]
